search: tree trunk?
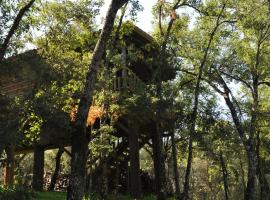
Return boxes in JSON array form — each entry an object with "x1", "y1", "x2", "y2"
[
  {"x1": 171, "y1": 132, "x2": 181, "y2": 199},
  {"x1": 0, "y1": 0, "x2": 35, "y2": 61},
  {"x1": 245, "y1": 142, "x2": 257, "y2": 200},
  {"x1": 182, "y1": 137, "x2": 193, "y2": 200},
  {"x1": 256, "y1": 134, "x2": 270, "y2": 200},
  {"x1": 100, "y1": 162, "x2": 108, "y2": 199},
  {"x1": 152, "y1": 3, "x2": 184, "y2": 200},
  {"x1": 128, "y1": 121, "x2": 141, "y2": 199},
  {"x1": 114, "y1": 162, "x2": 120, "y2": 194},
  {"x1": 181, "y1": 5, "x2": 226, "y2": 199},
  {"x1": 257, "y1": 158, "x2": 270, "y2": 200},
  {"x1": 223, "y1": 93, "x2": 258, "y2": 200},
  {"x1": 258, "y1": 166, "x2": 270, "y2": 200},
  {"x1": 67, "y1": 1, "x2": 128, "y2": 199},
  {"x1": 219, "y1": 152, "x2": 229, "y2": 200},
  {"x1": 126, "y1": 161, "x2": 130, "y2": 194},
  {"x1": 152, "y1": 117, "x2": 167, "y2": 200},
  {"x1": 48, "y1": 147, "x2": 64, "y2": 191},
  {"x1": 239, "y1": 156, "x2": 246, "y2": 191},
  {"x1": 33, "y1": 145, "x2": 44, "y2": 191},
  {"x1": 245, "y1": 40, "x2": 261, "y2": 200}
]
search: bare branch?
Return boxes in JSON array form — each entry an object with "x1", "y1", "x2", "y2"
[
  {"x1": 159, "y1": 2, "x2": 165, "y2": 36},
  {"x1": 258, "y1": 81, "x2": 270, "y2": 87},
  {"x1": 180, "y1": 3, "x2": 209, "y2": 16},
  {"x1": 219, "y1": 70, "x2": 253, "y2": 93}
]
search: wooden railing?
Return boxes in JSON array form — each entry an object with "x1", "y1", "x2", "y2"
[{"x1": 113, "y1": 67, "x2": 146, "y2": 93}]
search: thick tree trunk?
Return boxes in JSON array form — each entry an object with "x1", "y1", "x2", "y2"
[
  {"x1": 100, "y1": 162, "x2": 108, "y2": 198},
  {"x1": 256, "y1": 134, "x2": 270, "y2": 200},
  {"x1": 33, "y1": 145, "x2": 44, "y2": 191},
  {"x1": 219, "y1": 152, "x2": 229, "y2": 200},
  {"x1": 114, "y1": 162, "x2": 120, "y2": 194},
  {"x1": 48, "y1": 147, "x2": 64, "y2": 191},
  {"x1": 245, "y1": 143, "x2": 258, "y2": 200},
  {"x1": 68, "y1": 130, "x2": 89, "y2": 199},
  {"x1": 223, "y1": 91, "x2": 258, "y2": 200},
  {"x1": 67, "y1": 1, "x2": 128, "y2": 200},
  {"x1": 223, "y1": 93, "x2": 258, "y2": 200},
  {"x1": 245, "y1": 41, "x2": 260, "y2": 200},
  {"x1": 258, "y1": 168, "x2": 270, "y2": 200},
  {"x1": 239, "y1": 156, "x2": 246, "y2": 190},
  {"x1": 0, "y1": 0, "x2": 35, "y2": 61},
  {"x1": 257, "y1": 158, "x2": 270, "y2": 200},
  {"x1": 221, "y1": 88, "x2": 258, "y2": 200},
  {"x1": 171, "y1": 132, "x2": 181, "y2": 199},
  {"x1": 128, "y1": 121, "x2": 141, "y2": 199}
]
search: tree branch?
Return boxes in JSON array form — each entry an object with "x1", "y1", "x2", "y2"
[
  {"x1": 0, "y1": 0, "x2": 36, "y2": 61},
  {"x1": 258, "y1": 81, "x2": 270, "y2": 87},
  {"x1": 219, "y1": 70, "x2": 253, "y2": 93},
  {"x1": 159, "y1": 2, "x2": 164, "y2": 36},
  {"x1": 180, "y1": 3, "x2": 209, "y2": 16}
]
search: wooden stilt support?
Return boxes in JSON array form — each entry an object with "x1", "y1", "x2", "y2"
[
  {"x1": 33, "y1": 145, "x2": 44, "y2": 191},
  {"x1": 128, "y1": 121, "x2": 141, "y2": 199},
  {"x1": 4, "y1": 146, "x2": 15, "y2": 187}
]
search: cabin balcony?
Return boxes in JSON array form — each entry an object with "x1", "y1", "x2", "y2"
[{"x1": 112, "y1": 66, "x2": 146, "y2": 94}]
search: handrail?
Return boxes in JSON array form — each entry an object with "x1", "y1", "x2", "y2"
[{"x1": 113, "y1": 66, "x2": 146, "y2": 93}]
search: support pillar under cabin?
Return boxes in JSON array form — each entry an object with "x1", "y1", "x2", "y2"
[
  {"x1": 33, "y1": 145, "x2": 44, "y2": 191},
  {"x1": 128, "y1": 121, "x2": 141, "y2": 198},
  {"x1": 4, "y1": 146, "x2": 15, "y2": 187}
]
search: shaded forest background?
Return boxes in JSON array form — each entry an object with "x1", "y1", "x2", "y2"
[{"x1": 1, "y1": 0, "x2": 270, "y2": 200}]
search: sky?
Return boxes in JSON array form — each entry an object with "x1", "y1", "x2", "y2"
[{"x1": 100, "y1": 0, "x2": 156, "y2": 33}]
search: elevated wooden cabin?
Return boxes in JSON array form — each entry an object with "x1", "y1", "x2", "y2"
[{"x1": 0, "y1": 25, "x2": 174, "y2": 194}]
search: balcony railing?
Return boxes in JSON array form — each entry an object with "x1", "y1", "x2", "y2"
[{"x1": 113, "y1": 67, "x2": 146, "y2": 93}]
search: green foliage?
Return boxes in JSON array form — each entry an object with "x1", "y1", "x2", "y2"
[
  {"x1": 2, "y1": 0, "x2": 270, "y2": 198},
  {"x1": 0, "y1": 186, "x2": 35, "y2": 200},
  {"x1": 0, "y1": 95, "x2": 23, "y2": 153},
  {"x1": 0, "y1": 0, "x2": 39, "y2": 56}
]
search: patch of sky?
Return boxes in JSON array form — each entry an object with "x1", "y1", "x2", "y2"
[{"x1": 99, "y1": 0, "x2": 156, "y2": 33}]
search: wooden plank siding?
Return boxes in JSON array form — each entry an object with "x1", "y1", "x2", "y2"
[{"x1": 0, "y1": 79, "x2": 34, "y2": 96}]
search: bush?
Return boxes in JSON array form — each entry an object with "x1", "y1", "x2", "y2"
[{"x1": 0, "y1": 186, "x2": 35, "y2": 200}]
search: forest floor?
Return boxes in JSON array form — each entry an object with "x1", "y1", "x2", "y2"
[{"x1": 34, "y1": 192, "x2": 169, "y2": 200}]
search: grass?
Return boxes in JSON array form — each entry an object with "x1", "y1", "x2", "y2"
[
  {"x1": 34, "y1": 192, "x2": 175, "y2": 200},
  {"x1": 35, "y1": 192, "x2": 66, "y2": 200},
  {"x1": 34, "y1": 192, "x2": 156, "y2": 200}
]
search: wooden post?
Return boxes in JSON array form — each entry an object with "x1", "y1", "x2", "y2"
[
  {"x1": 128, "y1": 121, "x2": 141, "y2": 198},
  {"x1": 4, "y1": 146, "x2": 15, "y2": 187},
  {"x1": 33, "y1": 145, "x2": 44, "y2": 191}
]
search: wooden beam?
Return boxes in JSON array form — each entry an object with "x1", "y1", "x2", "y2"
[
  {"x1": 33, "y1": 145, "x2": 44, "y2": 191},
  {"x1": 4, "y1": 146, "x2": 15, "y2": 187},
  {"x1": 128, "y1": 121, "x2": 141, "y2": 198}
]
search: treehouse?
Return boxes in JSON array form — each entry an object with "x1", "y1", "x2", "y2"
[{"x1": 0, "y1": 24, "x2": 175, "y2": 195}]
